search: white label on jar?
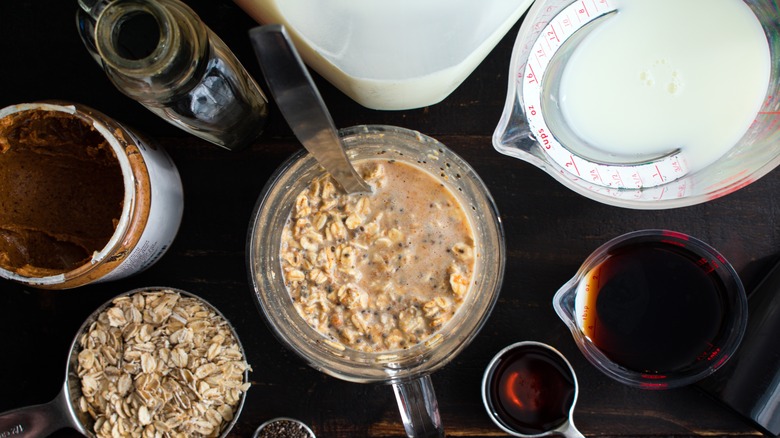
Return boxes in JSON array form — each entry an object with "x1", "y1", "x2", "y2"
[{"x1": 96, "y1": 129, "x2": 184, "y2": 282}]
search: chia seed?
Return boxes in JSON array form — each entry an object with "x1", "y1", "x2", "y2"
[{"x1": 254, "y1": 419, "x2": 314, "y2": 438}]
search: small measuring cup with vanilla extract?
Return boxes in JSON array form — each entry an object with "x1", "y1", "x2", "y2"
[
  {"x1": 482, "y1": 341, "x2": 584, "y2": 437},
  {"x1": 553, "y1": 229, "x2": 748, "y2": 389}
]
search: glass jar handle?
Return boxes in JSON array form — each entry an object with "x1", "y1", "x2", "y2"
[{"x1": 392, "y1": 375, "x2": 445, "y2": 438}]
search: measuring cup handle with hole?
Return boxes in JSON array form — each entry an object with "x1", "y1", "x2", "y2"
[{"x1": 0, "y1": 386, "x2": 85, "y2": 437}]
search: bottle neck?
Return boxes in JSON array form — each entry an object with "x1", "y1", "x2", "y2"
[{"x1": 95, "y1": 0, "x2": 209, "y2": 103}]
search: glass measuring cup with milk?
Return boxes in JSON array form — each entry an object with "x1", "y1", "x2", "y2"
[{"x1": 494, "y1": 0, "x2": 780, "y2": 208}]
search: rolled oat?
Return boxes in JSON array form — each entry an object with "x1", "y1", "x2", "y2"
[
  {"x1": 76, "y1": 289, "x2": 251, "y2": 438},
  {"x1": 281, "y1": 160, "x2": 476, "y2": 352}
]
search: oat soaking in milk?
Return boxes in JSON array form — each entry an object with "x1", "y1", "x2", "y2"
[{"x1": 280, "y1": 159, "x2": 476, "y2": 352}]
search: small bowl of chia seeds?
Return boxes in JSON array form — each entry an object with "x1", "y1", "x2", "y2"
[{"x1": 253, "y1": 417, "x2": 316, "y2": 438}]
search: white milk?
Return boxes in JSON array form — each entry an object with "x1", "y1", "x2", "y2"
[
  {"x1": 558, "y1": 0, "x2": 770, "y2": 172},
  {"x1": 235, "y1": 0, "x2": 533, "y2": 110}
]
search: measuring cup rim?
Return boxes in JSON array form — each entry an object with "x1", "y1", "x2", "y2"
[
  {"x1": 63, "y1": 286, "x2": 250, "y2": 437},
  {"x1": 564, "y1": 229, "x2": 746, "y2": 288},
  {"x1": 481, "y1": 341, "x2": 580, "y2": 437}
]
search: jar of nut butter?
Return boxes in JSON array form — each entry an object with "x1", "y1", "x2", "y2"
[{"x1": 0, "y1": 102, "x2": 184, "y2": 289}]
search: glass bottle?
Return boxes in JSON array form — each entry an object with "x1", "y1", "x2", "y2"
[{"x1": 76, "y1": 0, "x2": 268, "y2": 151}]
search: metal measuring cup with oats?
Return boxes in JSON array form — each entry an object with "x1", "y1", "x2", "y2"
[{"x1": 0, "y1": 287, "x2": 251, "y2": 438}]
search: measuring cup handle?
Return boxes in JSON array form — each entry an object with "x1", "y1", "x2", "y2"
[
  {"x1": 0, "y1": 389, "x2": 75, "y2": 437},
  {"x1": 392, "y1": 374, "x2": 445, "y2": 438},
  {"x1": 557, "y1": 419, "x2": 586, "y2": 438}
]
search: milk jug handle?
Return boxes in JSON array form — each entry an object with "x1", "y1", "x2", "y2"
[{"x1": 392, "y1": 375, "x2": 445, "y2": 438}]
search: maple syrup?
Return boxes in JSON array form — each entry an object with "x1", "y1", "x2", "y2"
[
  {"x1": 485, "y1": 344, "x2": 576, "y2": 434},
  {"x1": 577, "y1": 241, "x2": 729, "y2": 374}
]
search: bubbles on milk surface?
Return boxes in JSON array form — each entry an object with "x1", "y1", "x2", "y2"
[{"x1": 638, "y1": 59, "x2": 684, "y2": 96}]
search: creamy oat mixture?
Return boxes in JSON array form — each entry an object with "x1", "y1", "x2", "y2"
[{"x1": 281, "y1": 159, "x2": 475, "y2": 352}]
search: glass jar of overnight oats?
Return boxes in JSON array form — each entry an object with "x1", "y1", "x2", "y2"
[
  {"x1": 248, "y1": 125, "x2": 505, "y2": 437},
  {"x1": 0, "y1": 102, "x2": 184, "y2": 289}
]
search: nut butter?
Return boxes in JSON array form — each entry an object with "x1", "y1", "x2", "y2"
[{"x1": 0, "y1": 102, "x2": 184, "y2": 289}]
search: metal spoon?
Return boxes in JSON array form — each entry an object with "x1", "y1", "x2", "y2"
[{"x1": 249, "y1": 24, "x2": 371, "y2": 195}]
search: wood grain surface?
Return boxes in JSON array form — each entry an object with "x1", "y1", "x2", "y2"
[{"x1": 1, "y1": 1, "x2": 777, "y2": 437}]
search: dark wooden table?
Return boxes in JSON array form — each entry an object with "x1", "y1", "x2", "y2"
[{"x1": 1, "y1": 1, "x2": 777, "y2": 437}]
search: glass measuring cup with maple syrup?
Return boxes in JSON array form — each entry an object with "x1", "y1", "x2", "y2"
[
  {"x1": 553, "y1": 230, "x2": 747, "y2": 389},
  {"x1": 482, "y1": 341, "x2": 584, "y2": 437}
]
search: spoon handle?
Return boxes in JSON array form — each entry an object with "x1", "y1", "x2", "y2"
[{"x1": 249, "y1": 24, "x2": 371, "y2": 194}]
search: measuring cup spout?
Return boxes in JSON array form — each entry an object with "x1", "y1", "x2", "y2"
[
  {"x1": 491, "y1": 0, "x2": 554, "y2": 171},
  {"x1": 0, "y1": 386, "x2": 84, "y2": 438},
  {"x1": 492, "y1": 93, "x2": 539, "y2": 162},
  {"x1": 552, "y1": 279, "x2": 579, "y2": 334}
]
